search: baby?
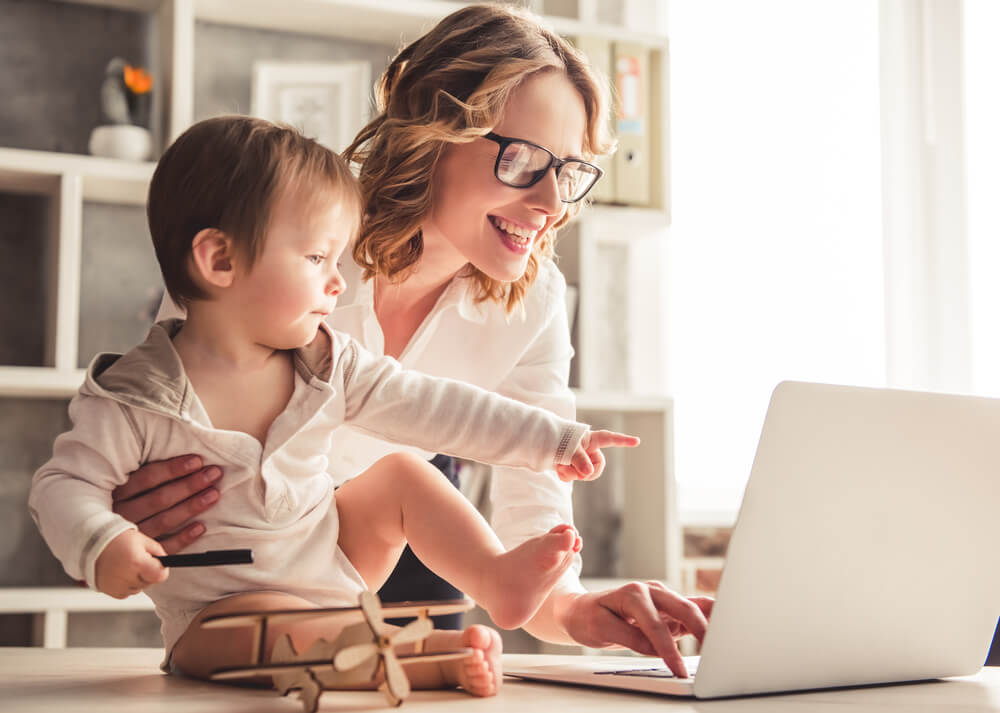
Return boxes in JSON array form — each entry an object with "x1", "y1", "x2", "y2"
[{"x1": 30, "y1": 116, "x2": 637, "y2": 697}]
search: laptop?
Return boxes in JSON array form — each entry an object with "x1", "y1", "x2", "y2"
[{"x1": 507, "y1": 381, "x2": 1000, "y2": 698}]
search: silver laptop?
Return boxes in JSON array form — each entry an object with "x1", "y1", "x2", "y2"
[{"x1": 507, "y1": 381, "x2": 1000, "y2": 698}]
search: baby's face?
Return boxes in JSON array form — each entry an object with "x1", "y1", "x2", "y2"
[{"x1": 232, "y1": 184, "x2": 354, "y2": 350}]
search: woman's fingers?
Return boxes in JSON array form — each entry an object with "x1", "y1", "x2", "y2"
[
  {"x1": 113, "y1": 463, "x2": 222, "y2": 539},
  {"x1": 113, "y1": 467, "x2": 221, "y2": 526},
  {"x1": 645, "y1": 584, "x2": 710, "y2": 643},
  {"x1": 598, "y1": 584, "x2": 689, "y2": 677},
  {"x1": 581, "y1": 582, "x2": 714, "y2": 678},
  {"x1": 154, "y1": 521, "x2": 210, "y2": 555},
  {"x1": 114, "y1": 454, "x2": 205, "y2": 501},
  {"x1": 587, "y1": 603, "x2": 660, "y2": 656},
  {"x1": 131, "y1": 489, "x2": 219, "y2": 542},
  {"x1": 688, "y1": 595, "x2": 715, "y2": 620}
]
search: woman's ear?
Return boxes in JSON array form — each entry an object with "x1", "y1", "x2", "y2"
[{"x1": 190, "y1": 229, "x2": 237, "y2": 289}]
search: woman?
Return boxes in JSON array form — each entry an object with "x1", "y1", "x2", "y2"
[{"x1": 117, "y1": 4, "x2": 710, "y2": 679}]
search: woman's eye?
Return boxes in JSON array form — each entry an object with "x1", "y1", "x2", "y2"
[{"x1": 307, "y1": 255, "x2": 325, "y2": 265}]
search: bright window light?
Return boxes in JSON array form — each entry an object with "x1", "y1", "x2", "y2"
[
  {"x1": 668, "y1": 0, "x2": 884, "y2": 523},
  {"x1": 965, "y1": 0, "x2": 1000, "y2": 397}
]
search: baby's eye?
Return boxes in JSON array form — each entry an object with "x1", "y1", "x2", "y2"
[{"x1": 306, "y1": 254, "x2": 326, "y2": 265}]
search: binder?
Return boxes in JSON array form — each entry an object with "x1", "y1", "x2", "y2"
[
  {"x1": 612, "y1": 41, "x2": 651, "y2": 206},
  {"x1": 572, "y1": 35, "x2": 616, "y2": 203}
]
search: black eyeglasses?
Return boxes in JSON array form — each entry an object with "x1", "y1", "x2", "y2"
[{"x1": 483, "y1": 132, "x2": 603, "y2": 204}]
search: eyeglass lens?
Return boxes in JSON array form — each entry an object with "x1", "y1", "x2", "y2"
[{"x1": 497, "y1": 142, "x2": 599, "y2": 202}]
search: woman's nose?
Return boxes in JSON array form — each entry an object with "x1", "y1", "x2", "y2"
[{"x1": 528, "y1": 166, "x2": 564, "y2": 216}]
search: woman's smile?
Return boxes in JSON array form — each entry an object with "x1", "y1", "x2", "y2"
[{"x1": 489, "y1": 215, "x2": 538, "y2": 254}]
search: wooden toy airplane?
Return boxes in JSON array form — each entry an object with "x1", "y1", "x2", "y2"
[{"x1": 201, "y1": 591, "x2": 475, "y2": 711}]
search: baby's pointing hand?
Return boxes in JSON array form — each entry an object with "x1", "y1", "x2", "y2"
[{"x1": 556, "y1": 430, "x2": 640, "y2": 482}]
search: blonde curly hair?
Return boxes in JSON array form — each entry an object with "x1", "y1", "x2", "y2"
[{"x1": 343, "y1": 3, "x2": 614, "y2": 313}]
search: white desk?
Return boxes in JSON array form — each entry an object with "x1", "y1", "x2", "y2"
[{"x1": 1, "y1": 648, "x2": 997, "y2": 712}]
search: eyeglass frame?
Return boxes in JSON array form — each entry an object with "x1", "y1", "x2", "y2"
[{"x1": 483, "y1": 131, "x2": 604, "y2": 204}]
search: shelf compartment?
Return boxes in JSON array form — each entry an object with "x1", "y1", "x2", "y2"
[
  {"x1": 191, "y1": 18, "x2": 393, "y2": 130},
  {"x1": 0, "y1": 588, "x2": 157, "y2": 648},
  {"x1": 62, "y1": 0, "x2": 669, "y2": 47},
  {"x1": 0, "y1": 175, "x2": 81, "y2": 373},
  {"x1": 574, "y1": 394, "x2": 680, "y2": 588},
  {"x1": 195, "y1": 0, "x2": 670, "y2": 47},
  {"x1": 5, "y1": 1, "x2": 153, "y2": 157},
  {"x1": 573, "y1": 389, "x2": 672, "y2": 413},
  {"x1": 0, "y1": 148, "x2": 154, "y2": 206},
  {"x1": 0, "y1": 192, "x2": 50, "y2": 368},
  {"x1": 0, "y1": 369, "x2": 86, "y2": 398},
  {"x1": 78, "y1": 202, "x2": 163, "y2": 368}
]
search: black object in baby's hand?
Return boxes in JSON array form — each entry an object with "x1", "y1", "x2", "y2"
[{"x1": 156, "y1": 549, "x2": 253, "y2": 567}]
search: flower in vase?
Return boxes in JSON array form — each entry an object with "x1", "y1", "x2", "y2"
[{"x1": 100, "y1": 57, "x2": 154, "y2": 127}]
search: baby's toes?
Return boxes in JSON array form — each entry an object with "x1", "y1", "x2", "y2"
[
  {"x1": 462, "y1": 658, "x2": 496, "y2": 697},
  {"x1": 547, "y1": 525, "x2": 578, "y2": 552}
]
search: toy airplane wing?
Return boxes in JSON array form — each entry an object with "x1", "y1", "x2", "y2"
[
  {"x1": 210, "y1": 648, "x2": 475, "y2": 682},
  {"x1": 372, "y1": 598, "x2": 474, "y2": 619},
  {"x1": 211, "y1": 658, "x2": 342, "y2": 680},
  {"x1": 200, "y1": 604, "x2": 364, "y2": 629},
  {"x1": 200, "y1": 598, "x2": 473, "y2": 629}
]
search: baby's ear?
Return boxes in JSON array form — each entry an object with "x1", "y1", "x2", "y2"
[{"x1": 190, "y1": 228, "x2": 237, "y2": 288}]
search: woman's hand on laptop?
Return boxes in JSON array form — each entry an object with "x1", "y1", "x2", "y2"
[
  {"x1": 112, "y1": 454, "x2": 222, "y2": 554},
  {"x1": 563, "y1": 582, "x2": 713, "y2": 679}
]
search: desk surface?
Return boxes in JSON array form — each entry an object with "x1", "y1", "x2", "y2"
[{"x1": 1, "y1": 648, "x2": 998, "y2": 713}]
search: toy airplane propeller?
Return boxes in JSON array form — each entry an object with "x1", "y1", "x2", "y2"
[
  {"x1": 333, "y1": 591, "x2": 434, "y2": 704},
  {"x1": 202, "y1": 591, "x2": 475, "y2": 711}
]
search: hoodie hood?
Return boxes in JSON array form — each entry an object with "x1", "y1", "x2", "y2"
[{"x1": 82, "y1": 319, "x2": 336, "y2": 421}]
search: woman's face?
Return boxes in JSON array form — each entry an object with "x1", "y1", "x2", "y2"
[{"x1": 425, "y1": 69, "x2": 588, "y2": 282}]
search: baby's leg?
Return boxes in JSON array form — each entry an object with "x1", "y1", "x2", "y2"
[
  {"x1": 170, "y1": 591, "x2": 501, "y2": 696},
  {"x1": 336, "y1": 452, "x2": 581, "y2": 629}
]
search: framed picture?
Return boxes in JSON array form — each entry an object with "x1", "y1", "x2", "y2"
[{"x1": 251, "y1": 60, "x2": 371, "y2": 152}]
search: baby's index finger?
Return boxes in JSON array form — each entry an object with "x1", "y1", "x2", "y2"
[{"x1": 589, "y1": 430, "x2": 641, "y2": 449}]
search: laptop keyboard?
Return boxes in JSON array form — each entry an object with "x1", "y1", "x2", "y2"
[{"x1": 595, "y1": 665, "x2": 697, "y2": 679}]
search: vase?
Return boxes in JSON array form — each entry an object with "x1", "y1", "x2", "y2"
[{"x1": 88, "y1": 125, "x2": 153, "y2": 161}]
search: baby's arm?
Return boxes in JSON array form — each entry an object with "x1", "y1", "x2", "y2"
[
  {"x1": 29, "y1": 393, "x2": 167, "y2": 594},
  {"x1": 336, "y1": 335, "x2": 635, "y2": 477}
]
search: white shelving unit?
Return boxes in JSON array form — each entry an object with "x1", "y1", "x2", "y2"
[
  {"x1": 574, "y1": 390, "x2": 680, "y2": 586},
  {"x1": 0, "y1": 588, "x2": 155, "y2": 649},
  {"x1": 0, "y1": 147, "x2": 153, "y2": 395},
  {"x1": 3, "y1": 1, "x2": 677, "y2": 627}
]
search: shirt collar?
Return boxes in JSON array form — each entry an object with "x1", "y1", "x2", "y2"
[
  {"x1": 449, "y1": 276, "x2": 490, "y2": 324},
  {"x1": 353, "y1": 268, "x2": 491, "y2": 325},
  {"x1": 454, "y1": 276, "x2": 528, "y2": 325}
]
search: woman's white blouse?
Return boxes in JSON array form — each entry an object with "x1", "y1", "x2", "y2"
[{"x1": 328, "y1": 256, "x2": 580, "y2": 563}]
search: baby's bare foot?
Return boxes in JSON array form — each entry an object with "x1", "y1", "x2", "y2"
[
  {"x1": 434, "y1": 625, "x2": 502, "y2": 697},
  {"x1": 482, "y1": 524, "x2": 581, "y2": 629}
]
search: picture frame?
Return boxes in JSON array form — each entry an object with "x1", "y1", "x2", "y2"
[{"x1": 251, "y1": 60, "x2": 371, "y2": 152}]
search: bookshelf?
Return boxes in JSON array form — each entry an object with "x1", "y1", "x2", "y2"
[{"x1": 1, "y1": 0, "x2": 678, "y2": 650}]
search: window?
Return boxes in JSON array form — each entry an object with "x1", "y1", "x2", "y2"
[
  {"x1": 668, "y1": 1, "x2": 884, "y2": 522},
  {"x1": 965, "y1": 0, "x2": 1000, "y2": 397}
]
